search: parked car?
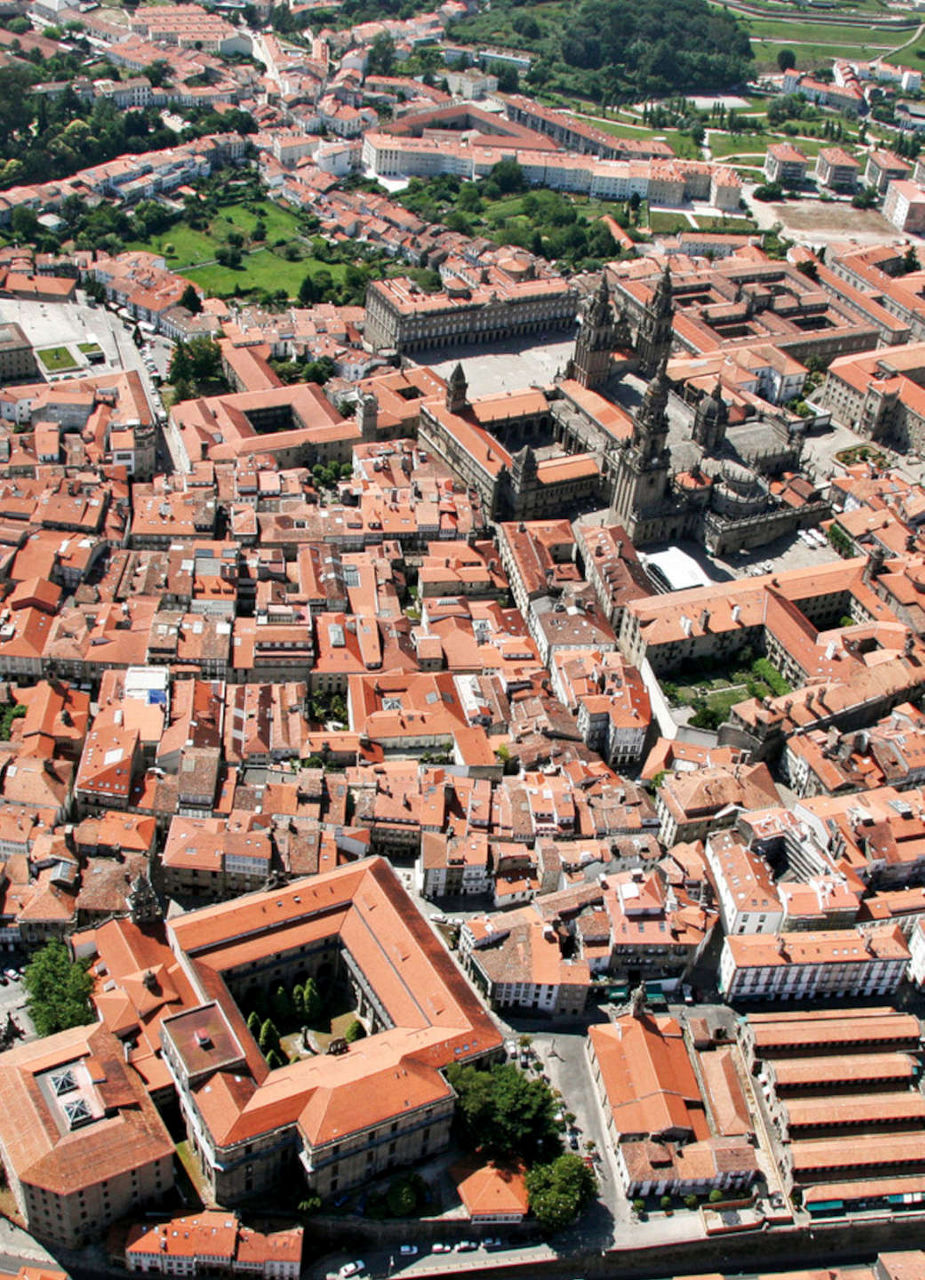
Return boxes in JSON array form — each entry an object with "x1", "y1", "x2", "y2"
[
  {"x1": 399, "y1": 1245, "x2": 418, "y2": 1257},
  {"x1": 455, "y1": 1241, "x2": 477, "y2": 1252},
  {"x1": 338, "y1": 1263, "x2": 365, "y2": 1278},
  {"x1": 483, "y1": 1237, "x2": 503, "y2": 1250},
  {"x1": 432, "y1": 1243, "x2": 451, "y2": 1253},
  {"x1": 569, "y1": 1132, "x2": 580, "y2": 1149}
]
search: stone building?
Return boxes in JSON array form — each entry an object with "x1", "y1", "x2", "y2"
[{"x1": 160, "y1": 858, "x2": 502, "y2": 1206}]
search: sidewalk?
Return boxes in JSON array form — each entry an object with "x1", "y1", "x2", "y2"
[{"x1": 0, "y1": 1213, "x2": 62, "y2": 1270}]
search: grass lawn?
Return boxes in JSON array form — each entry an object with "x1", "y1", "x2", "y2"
[
  {"x1": 37, "y1": 346, "x2": 78, "y2": 372},
  {"x1": 709, "y1": 130, "x2": 778, "y2": 158},
  {"x1": 77, "y1": 341, "x2": 102, "y2": 355},
  {"x1": 184, "y1": 249, "x2": 348, "y2": 299},
  {"x1": 744, "y1": 15, "x2": 899, "y2": 40},
  {"x1": 128, "y1": 200, "x2": 306, "y2": 270},
  {"x1": 749, "y1": 36, "x2": 895, "y2": 68},
  {"x1": 890, "y1": 32, "x2": 925, "y2": 67},
  {"x1": 696, "y1": 215, "x2": 759, "y2": 232},
  {"x1": 650, "y1": 210, "x2": 695, "y2": 233}
]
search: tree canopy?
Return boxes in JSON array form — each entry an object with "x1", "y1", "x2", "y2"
[
  {"x1": 446, "y1": 1061, "x2": 561, "y2": 1163},
  {"x1": 559, "y1": 0, "x2": 752, "y2": 96},
  {"x1": 526, "y1": 1153, "x2": 596, "y2": 1231},
  {"x1": 23, "y1": 940, "x2": 93, "y2": 1037}
]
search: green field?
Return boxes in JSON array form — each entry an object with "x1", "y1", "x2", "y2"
[
  {"x1": 184, "y1": 249, "x2": 349, "y2": 299},
  {"x1": 128, "y1": 200, "x2": 307, "y2": 270},
  {"x1": 744, "y1": 15, "x2": 897, "y2": 41},
  {"x1": 890, "y1": 31, "x2": 925, "y2": 67},
  {"x1": 37, "y1": 346, "x2": 78, "y2": 372},
  {"x1": 128, "y1": 198, "x2": 330, "y2": 300},
  {"x1": 709, "y1": 130, "x2": 778, "y2": 157},
  {"x1": 649, "y1": 210, "x2": 696, "y2": 233},
  {"x1": 697, "y1": 215, "x2": 759, "y2": 232}
]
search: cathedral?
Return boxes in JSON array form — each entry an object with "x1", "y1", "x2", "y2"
[
  {"x1": 418, "y1": 269, "x2": 828, "y2": 549},
  {"x1": 562, "y1": 272, "x2": 829, "y2": 554}
]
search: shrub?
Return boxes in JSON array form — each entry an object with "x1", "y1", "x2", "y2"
[
  {"x1": 660, "y1": 1194, "x2": 673, "y2": 1210},
  {"x1": 386, "y1": 1178, "x2": 417, "y2": 1217},
  {"x1": 344, "y1": 1018, "x2": 366, "y2": 1043},
  {"x1": 708, "y1": 1188, "x2": 724, "y2": 1203},
  {"x1": 684, "y1": 1193, "x2": 699, "y2": 1209},
  {"x1": 751, "y1": 658, "x2": 790, "y2": 697}
]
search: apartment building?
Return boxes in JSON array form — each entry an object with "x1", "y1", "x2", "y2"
[
  {"x1": 865, "y1": 148, "x2": 912, "y2": 194},
  {"x1": 764, "y1": 143, "x2": 808, "y2": 187},
  {"x1": 816, "y1": 148, "x2": 861, "y2": 192},
  {"x1": 719, "y1": 926, "x2": 910, "y2": 1001},
  {"x1": 705, "y1": 830, "x2": 784, "y2": 935},
  {"x1": 883, "y1": 180, "x2": 925, "y2": 234}
]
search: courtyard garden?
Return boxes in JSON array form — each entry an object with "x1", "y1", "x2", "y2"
[
  {"x1": 36, "y1": 345, "x2": 78, "y2": 373},
  {"x1": 239, "y1": 977, "x2": 366, "y2": 1069},
  {"x1": 662, "y1": 654, "x2": 792, "y2": 729}
]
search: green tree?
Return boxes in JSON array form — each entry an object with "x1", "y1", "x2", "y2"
[
  {"x1": 298, "y1": 272, "x2": 316, "y2": 306},
  {"x1": 367, "y1": 32, "x2": 396, "y2": 76},
  {"x1": 10, "y1": 206, "x2": 38, "y2": 242},
  {"x1": 447, "y1": 1062, "x2": 560, "y2": 1162},
  {"x1": 186, "y1": 336, "x2": 223, "y2": 383},
  {"x1": 777, "y1": 48, "x2": 796, "y2": 73},
  {"x1": 344, "y1": 1018, "x2": 366, "y2": 1043},
  {"x1": 180, "y1": 282, "x2": 202, "y2": 315},
  {"x1": 0, "y1": 702, "x2": 26, "y2": 741},
  {"x1": 302, "y1": 977, "x2": 322, "y2": 1025},
  {"x1": 246, "y1": 1009, "x2": 261, "y2": 1037},
  {"x1": 526, "y1": 1154, "x2": 595, "y2": 1231},
  {"x1": 265, "y1": 1048, "x2": 284, "y2": 1070},
  {"x1": 386, "y1": 1178, "x2": 417, "y2": 1216},
  {"x1": 169, "y1": 340, "x2": 192, "y2": 384},
  {"x1": 144, "y1": 59, "x2": 170, "y2": 87},
  {"x1": 23, "y1": 940, "x2": 93, "y2": 1037},
  {"x1": 259, "y1": 1017, "x2": 281, "y2": 1057},
  {"x1": 489, "y1": 158, "x2": 527, "y2": 194},
  {"x1": 272, "y1": 984, "x2": 294, "y2": 1026}
]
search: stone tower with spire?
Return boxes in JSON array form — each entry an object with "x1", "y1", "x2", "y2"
[
  {"x1": 610, "y1": 356, "x2": 674, "y2": 540},
  {"x1": 568, "y1": 276, "x2": 628, "y2": 390},
  {"x1": 128, "y1": 870, "x2": 162, "y2": 925},
  {"x1": 692, "y1": 377, "x2": 729, "y2": 454},
  {"x1": 636, "y1": 263, "x2": 674, "y2": 375},
  {"x1": 446, "y1": 362, "x2": 468, "y2": 414}
]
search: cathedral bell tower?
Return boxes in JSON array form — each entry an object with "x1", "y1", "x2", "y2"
[
  {"x1": 636, "y1": 263, "x2": 674, "y2": 375},
  {"x1": 610, "y1": 356, "x2": 673, "y2": 535},
  {"x1": 568, "y1": 276, "x2": 626, "y2": 390}
]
